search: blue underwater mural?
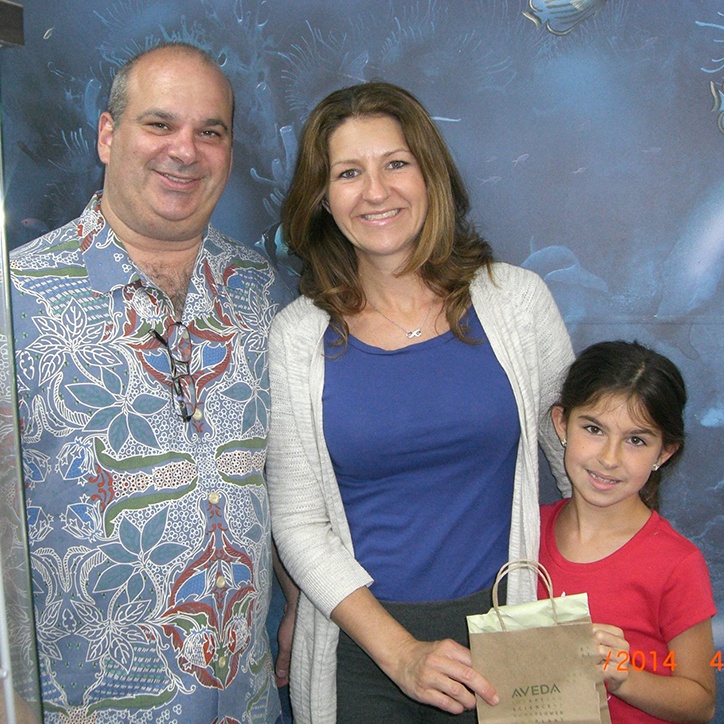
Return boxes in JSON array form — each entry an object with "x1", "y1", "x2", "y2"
[{"x1": 1, "y1": 0, "x2": 722, "y2": 713}]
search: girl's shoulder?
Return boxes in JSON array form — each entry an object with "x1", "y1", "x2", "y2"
[{"x1": 646, "y1": 512, "x2": 707, "y2": 560}]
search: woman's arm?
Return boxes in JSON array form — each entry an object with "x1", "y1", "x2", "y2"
[
  {"x1": 271, "y1": 543, "x2": 299, "y2": 688},
  {"x1": 528, "y1": 273, "x2": 574, "y2": 495},
  {"x1": 332, "y1": 586, "x2": 499, "y2": 713},
  {"x1": 594, "y1": 620, "x2": 716, "y2": 722},
  {"x1": 266, "y1": 314, "x2": 372, "y2": 616}
]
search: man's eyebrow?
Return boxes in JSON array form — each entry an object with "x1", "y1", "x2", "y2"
[{"x1": 136, "y1": 109, "x2": 230, "y2": 133}]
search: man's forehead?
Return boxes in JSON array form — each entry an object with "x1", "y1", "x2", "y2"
[{"x1": 125, "y1": 51, "x2": 233, "y2": 117}]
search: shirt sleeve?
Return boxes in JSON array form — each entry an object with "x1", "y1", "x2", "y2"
[{"x1": 659, "y1": 547, "x2": 717, "y2": 642}]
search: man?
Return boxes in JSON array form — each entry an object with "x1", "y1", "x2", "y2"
[{"x1": 10, "y1": 42, "x2": 290, "y2": 723}]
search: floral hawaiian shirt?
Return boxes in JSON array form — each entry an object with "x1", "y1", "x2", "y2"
[{"x1": 9, "y1": 194, "x2": 288, "y2": 723}]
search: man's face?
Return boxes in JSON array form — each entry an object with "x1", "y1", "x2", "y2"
[{"x1": 97, "y1": 49, "x2": 233, "y2": 250}]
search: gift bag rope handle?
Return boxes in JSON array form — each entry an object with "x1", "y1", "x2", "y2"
[{"x1": 491, "y1": 560, "x2": 558, "y2": 631}]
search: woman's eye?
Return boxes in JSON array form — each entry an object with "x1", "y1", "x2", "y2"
[
  {"x1": 388, "y1": 160, "x2": 407, "y2": 170},
  {"x1": 338, "y1": 169, "x2": 358, "y2": 179},
  {"x1": 583, "y1": 425, "x2": 602, "y2": 435},
  {"x1": 629, "y1": 436, "x2": 646, "y2": 446}
]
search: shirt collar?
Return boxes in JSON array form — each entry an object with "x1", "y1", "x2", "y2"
[{"x1": 80, "y1": 192, "x2": 220, "y2": 295}]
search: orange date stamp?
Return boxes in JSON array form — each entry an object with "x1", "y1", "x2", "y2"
[{"x1": 603, "y1": 649, "x2": 724, "y2": 673}]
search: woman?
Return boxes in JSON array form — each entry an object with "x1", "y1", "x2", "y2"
[{"x1": 266, "y1": 81, "x2": 573, "y2": 723}]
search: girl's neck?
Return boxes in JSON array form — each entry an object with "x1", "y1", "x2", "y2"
[{"x1": 555, "y1": 495, "x2": 652, "y2": 564}]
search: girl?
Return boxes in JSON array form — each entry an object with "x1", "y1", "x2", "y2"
[{"x1": 540, "y1": 340, "x2": 716, "y2": 723}]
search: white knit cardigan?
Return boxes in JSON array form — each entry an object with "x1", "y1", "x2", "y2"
[{"x1": 266, "y1": 263, "x2": 574, "y2": 724}]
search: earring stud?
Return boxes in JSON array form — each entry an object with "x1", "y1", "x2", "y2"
[{"x1": 560, "y1": 438, "x2": 567, "y2": 448}]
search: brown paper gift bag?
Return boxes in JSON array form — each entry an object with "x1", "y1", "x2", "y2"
[{"x1": 467, "y1": 560, "x2": 611, "y2": 723}]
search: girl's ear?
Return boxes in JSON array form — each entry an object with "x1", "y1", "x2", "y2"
[
  {"x1": 657, "y1": 442, "x2": 680, "y2": 468},
  {"x1": 551, "y1": 405, "x2": 568, "y2": 444}
]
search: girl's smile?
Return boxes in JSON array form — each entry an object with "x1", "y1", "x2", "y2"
[{"x1": 552, "y1": 393, "x2": 678, "y2": 509}]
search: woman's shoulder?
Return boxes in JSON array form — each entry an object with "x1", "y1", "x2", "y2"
[
  {"x1": 472, "y1": 262, "x2": 553, "y2": 310},
  {"x1": 271, "y1": 295, "x2": 328, "y2": 337},
  {"x1": 473, "y1": 262, "x2": 546, "y2": 295}
]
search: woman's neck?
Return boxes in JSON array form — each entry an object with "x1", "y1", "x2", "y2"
[{"x1": 349, "y1": 268, "x2": 447, "y2": 350}]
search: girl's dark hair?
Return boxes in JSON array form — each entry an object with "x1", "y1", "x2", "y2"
[
  {"x1": 281, "y1": 80, "x2": 493, "y2": 345},
  {"x1": 557, "y1": 340, "x2": 686, "y2": 510}
]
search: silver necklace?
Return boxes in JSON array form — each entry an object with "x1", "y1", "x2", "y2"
[{"x1": 367, "y1": 298, "x2": 436, "y2": 339}]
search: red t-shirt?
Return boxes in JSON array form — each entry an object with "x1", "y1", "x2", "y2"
[{"x1": 539, "y1": 499, "x2": 716, "y2": 724}]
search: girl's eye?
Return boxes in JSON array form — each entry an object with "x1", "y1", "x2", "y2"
[
  {"x1": 629, "y1": 436, "x2": 646, "y2": 446},
  {"x1": 583, "y1": 424, "x2": 602, "y2": 435}
]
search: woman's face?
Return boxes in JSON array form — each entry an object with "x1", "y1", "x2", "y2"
[{"x1": 325, "y1": 114, "x2": 428, "y2": 272}]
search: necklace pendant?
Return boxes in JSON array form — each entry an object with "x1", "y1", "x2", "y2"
[{"x1": 406, "y1": 328, "x2": 422, "y2": 339}]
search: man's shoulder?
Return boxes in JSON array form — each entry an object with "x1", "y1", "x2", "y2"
[
  {"x1": 206, "y1": 226, "x2": 275, "y2": 271},
  {"x1": 10, "y1": 215, "x2": 84, "y2": 272},
  {"x1": 204, "y1": 227, "x2": 297, "y2": 311}
]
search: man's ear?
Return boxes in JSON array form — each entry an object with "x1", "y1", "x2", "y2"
[
  {"x1": 97, "y1": 112, "x2": 115, "y2": 165},
  {"x1": 551, "y1": 405, "x2": 568, "y2": 445}
]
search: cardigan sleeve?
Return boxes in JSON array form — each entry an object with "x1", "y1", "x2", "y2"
[
  {"x1": 266, "y1": 306, "x2": 373, "y2": 618},
  {"x1": 527, "y1": 272, "x2": 574, "y2": 497}
]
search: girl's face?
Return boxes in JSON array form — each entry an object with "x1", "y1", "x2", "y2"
[{"x1": 551, "y1": 393, "x2": 678, "y2": 511}]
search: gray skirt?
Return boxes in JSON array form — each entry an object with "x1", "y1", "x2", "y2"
[{"x1": 336, "y1": 582, "x2": 505, "y2": 723}]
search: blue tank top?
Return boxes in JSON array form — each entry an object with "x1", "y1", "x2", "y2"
[{"x1": 323, "y1": 308, "x2": 519, "y2": 602}]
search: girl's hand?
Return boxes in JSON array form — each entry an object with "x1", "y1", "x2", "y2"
[{"x1": 593, "y1": 623, "x2": 630, "y2": 692}]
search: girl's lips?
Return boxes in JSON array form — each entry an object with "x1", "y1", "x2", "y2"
[{"x1": 588, "y1": 469, "x2": 621, "y2": 486}]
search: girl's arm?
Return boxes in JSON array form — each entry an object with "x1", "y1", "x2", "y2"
[
  {"x1": 331, "y1": 586, "x2": 499, "y2": 713},
  {"x1": 594, "y1": 620, "x2": 716, "y2": 723}
]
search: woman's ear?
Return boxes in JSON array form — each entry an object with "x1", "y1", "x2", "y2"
[{"x1": 551, "y1": 405, "x2": 568, "y2": 445}]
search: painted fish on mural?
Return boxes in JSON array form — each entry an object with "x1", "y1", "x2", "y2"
[{"x1": 523, "y1": 0, "x2": 608, "y2": 36}]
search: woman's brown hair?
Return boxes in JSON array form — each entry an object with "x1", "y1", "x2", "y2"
[{"x1": 281, "y1": 81, "x2": 493, "y2": 343}]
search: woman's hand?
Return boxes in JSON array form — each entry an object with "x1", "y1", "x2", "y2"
[
  {"x1": 332, "y1": 587, "x2": 499, "y2": 714},
  {"x1": 592, "y1": 623, "x2": 630, "y2": 692},
  {"x1": 387, "y1": 635, "x2": 499, "y2": 713}
]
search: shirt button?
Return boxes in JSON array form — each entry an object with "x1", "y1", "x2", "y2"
[
  {"x1": 192, "y1": 408, "x2": 203, "y2": 421},
  {"x1": 208, "y1": 492, "x2": 221, "y2": 504},
  {"x1": 216, "y1": 575, "x2": 226, "y2": 589}
]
